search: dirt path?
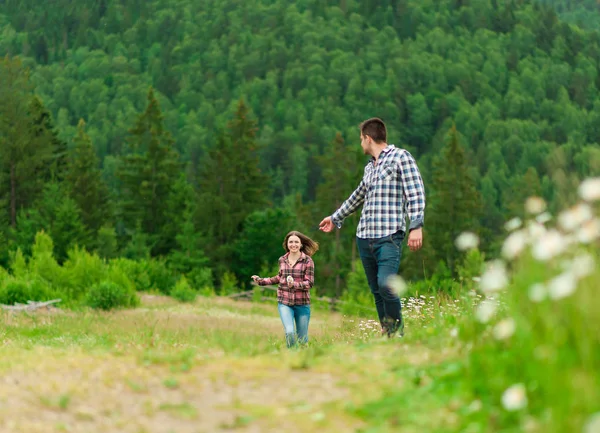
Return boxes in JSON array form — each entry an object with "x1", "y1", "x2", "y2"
[
  {"x1": 0, "y1": 296, "x2": 364, "y2": 433},
  {"x1": 0, "y1": 348, "x2": 357, "y2": 433}
]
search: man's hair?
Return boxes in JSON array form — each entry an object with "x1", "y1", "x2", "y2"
[{"x1": 360, "y1": 118, "x2": 387, "y2": 143}]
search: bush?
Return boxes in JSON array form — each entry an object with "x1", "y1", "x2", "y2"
[
  {"x1": 171, "y1": 277, "x2": 197, "y2": 303},
  {"x1": 143, "y1": 259, "x2": 176, "y2": 295},
  {"x1": 0, "y1": 276, "x2": 58, "y2": 305},
  {"x1": 85, "y1": 280, "x2": 137, "y2": 311},
  {"x1": 187, "y1": 267, "x2": 214, "y2": 294},
  {"x1": 53, "y1": 247, "x2": 105, "y2": 301},
  {"x1": 109, "y1": 258, "x2": 150, "y2": 291}
]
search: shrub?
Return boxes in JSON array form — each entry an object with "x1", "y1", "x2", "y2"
[
  {"x1": 109, "y1": 258, "x2": 150, "y2": 291},
  {"x1": 143, "y1": 259, "x2": 176, "y2": 295},
  {"x1": 85, "y1": 280, "x2": 137, "y2": 311},
  {"x1": 0, "y1": 276, "x2": 58, "y2": 305},
  {"x1": 171, "y1": 277, "x2": 196, "y2": 303}
]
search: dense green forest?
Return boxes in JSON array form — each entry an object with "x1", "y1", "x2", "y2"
[{"x1": 1, "y1": 0, "x2": 599, "y2": 297}]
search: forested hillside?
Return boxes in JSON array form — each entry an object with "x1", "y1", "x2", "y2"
[
  {"x1": 1, "y1": 0, "x2": 599, "y2": 294},
  {"x1": 541, "y1": 0, "x2": 600, "y2": 30}
]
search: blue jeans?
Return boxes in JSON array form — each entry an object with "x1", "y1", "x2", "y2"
[
  {"x1": 357, "y1": 230, "x2": 405, "y2": 336},
  {"x1": 277, "y1": 303, "x2": 311, "y2": 347}
]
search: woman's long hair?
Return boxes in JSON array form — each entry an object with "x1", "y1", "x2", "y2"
[{"x1": 282, "y1": 231, "x2": 319, "y2": 256}]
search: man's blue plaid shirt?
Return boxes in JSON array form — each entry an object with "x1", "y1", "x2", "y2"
[{"x1": 331, "y1": 145, "x2": 426, "y2": 239}]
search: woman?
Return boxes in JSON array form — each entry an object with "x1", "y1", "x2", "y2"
[{"x1": 251, "y1": 231, "x2": 319, "y2": 348}]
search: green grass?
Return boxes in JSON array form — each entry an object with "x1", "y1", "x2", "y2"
[{"x1": 0, "y1": 238, "x2": 598, "y2": 433}]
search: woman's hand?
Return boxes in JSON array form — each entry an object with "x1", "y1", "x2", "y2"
[{"x1": 286, "y1": 276, "x2": 294, "y2": 286}]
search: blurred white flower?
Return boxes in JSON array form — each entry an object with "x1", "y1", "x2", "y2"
[
  {"x1": 532, "y1": 229, "x2": 566, "y2": 261},
  {"x1": 558, "y1": 203, "x2": 593, "y2": 232},
  {"x1": 387, "y1": 274, "x2": 407, "y2": 296},
  {"x1": 536, "y1": 212, "x2": 552, "y2": 224},
  {"x1": 502, "y1": 383, "x2": 528, "y2": 411},
  {"x1": 450, "y1": 327, "x2": 459, "y2": 338},
  {"x1": 525, "y1": 197, "x2": 546, "y2": 214},
  {"x1": 502, "y1": 230, "x2": 528, "y2": 260},
  {"x1": 480, "y1": 260, "x2": 508, "y2": 293},
  {"x1": 475, "y1": 301, "x2": 497, "y2": 323},
  {"x1": 504, "y1": 217, "x2": 522, "y2": 232},
  {"x1": 578, "y1": 177, "x2": 600, "y2": 202},
  {"x1": 467, "y1": 399, "x2": 482, "y2": 413},
  {"x1": 527, "y1": 221, "x2": 547, "y2": 240},
  {"x1": 571, "y1": 254, "x2": 595, "y2": 279},
  {"x1": 548, "y1": 272, "x2": 577, "y2": 300},
  {"x1": 577, "y1": 219, "x2": 600, "y2": 244},
  {"x1": 455, "y1": 231, "x2": 480, "y2": 251},
  {"x1": 583, "y1": 412, "x2": 600, "y2": 433},
  {"x1": 493, "y1": 318, "x2": 516, "y2": 340},
  {"x1": 528, "y1": 283, "x2": 547, "y2": 303}
]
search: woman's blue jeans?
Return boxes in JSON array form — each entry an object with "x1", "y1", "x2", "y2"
[{"x1": 277, "y1": 303, "x2": 311, "y2": 347}]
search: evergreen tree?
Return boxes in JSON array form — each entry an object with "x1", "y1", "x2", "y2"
[
  {"x1": 0, "y1": 56, "x2": 55, "y2": 227},
  {"x1": 196, "y1": 99, "x2": 269, "y2": 277},
  {"x1": 428, "y1": 124, "x2": 483, "y2": 273},
  {"x1": 117, "y1": 87, "x2": 181, "y2": 256},
  {"x1": 314, "y1": 132, "x2": 363, "y2": 296},
  {"x1": 65, "y1": 119, "x2": 112, "y2": 238}
]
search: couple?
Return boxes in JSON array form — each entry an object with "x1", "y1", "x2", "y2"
[{"x1": 252, "y1": 118, "x2": 426, "y2": 348}]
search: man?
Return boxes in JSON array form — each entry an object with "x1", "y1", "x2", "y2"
[{"x1": 319, "y1": 118, "x2": 425, "y2": 337}]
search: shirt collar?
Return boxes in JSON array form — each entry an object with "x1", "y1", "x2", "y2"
[
  {"x1": 369, "y1": 144, "x2": 395, "y2": 164},
  {"x1": 284, "y1": 251, "x2": 307, "y2": 262}
]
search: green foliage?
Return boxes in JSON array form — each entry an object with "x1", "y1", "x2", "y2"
[
  {"x1": 170, "y1": 276, "x2": 197, "y2": 303},
  {"x1": 219, "y1": 271, "x2": 238, "y2": 295},
  {"x1": 0, "y1": 275, "x2": 58, "y2": 305},
  {"x1": 85, "y1": 280, "x2": 137, "y2": 311},
  {"x1": 1, "y1": 0, "x2": 600, "y2": 298},
  {"x1": 64, "y1": 119, "x2": 112, "y2": 238},
  {"x1": 96, "y1": 224, "x2": 118, "y2": 260},
  {"x1": 338, "y1": 260, "x2": 376, "y2": 317},
  {"x1": 117, "y1": 87, "x2": 181, "y2": 256}
]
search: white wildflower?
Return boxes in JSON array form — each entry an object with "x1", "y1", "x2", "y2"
[
  {"x1": 480, "y1": 260, "x2": 508, "y2": 293},
  {"x1": 577, "y1": 218, "x2": 600, "y2": 244},
  {"x1": 528, "y1": 283, "x2": 546, "y2": 303},
  {"x1": 504, "y1": 217, "x2": 522, "y2": 232},
  {"x1": 450, "y1": 327, "x2": 459, "y2": 338},
  {"x1": 387, "y1": 274, "x2": 407, "y2": 296},
  {"x1": 493, "y1": 318, "x2": 516, "y2": 340},
  {"x1": 548, "y1": 272, "x2": 577, "y2": 300},
  {"x1": 502, "y1": 230, "x2": 528, "y2": 260},
  {"x1": 525, "y1": 196, "x2": 546, "y2": 214},
  {"x1": 583, "y1": 412, "x2": 600, "y2": 433},
  {"x1": 578, "y1": 177, "x2": 600, "y2": 202},
  {"x1": 527, "y1": 221, "x2": 547, "y2": 240},
  {"x1": 535, "y1": 212, "x2": 552, "y2": 224},
  {"x1": 571, "y1": 254, "x2": 595, "y2": 279},
  {"x1": 502, "y1": 383, "x2": 528, "y2": 411},
  {"x1": 455, "y1": 231, "x2": 480, "y2": 251},
  {"x1": 475, "y1": 301, "x2": 497, "y2": 323},
  {"x1": 532, "y1": 229, "x2": 566, "y2": 261},
  {"x1": 558, "y1": 203, "x2": 593, "y2": 232}
]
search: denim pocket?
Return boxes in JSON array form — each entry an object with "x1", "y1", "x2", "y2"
[{"x1": 389, "y1": 231, "x2": 405, "y2": 248}]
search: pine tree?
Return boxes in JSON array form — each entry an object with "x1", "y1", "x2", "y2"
[
  {"x1": 314, "y1": 132, "x2": 364, "y2": 295},
  {"x1": 117, "y1": 87, "x2": 181, "y2": 256},
  {"x1": 0, "y1": 56, "x2": 55, "y2": 227},
  {"x1": 29, "y1": 95, "x2": 68, "y2": 182},
  {"x1": 428, "y1": 124, "x2": 483, "y2": 274},
  {"x1": 196, "y1": 99, "x2": 269, "y2": 276},
  {"x1": 65, "y1": 119, "x2": 112, "y2": 238}
]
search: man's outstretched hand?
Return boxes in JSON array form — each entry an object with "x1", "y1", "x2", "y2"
[
  {"x1": 407, "y1": 228, "x2": 423, "y2": 251},
  {"x1": 319, "y1": 216, "x2": 334, "y2": 233}
]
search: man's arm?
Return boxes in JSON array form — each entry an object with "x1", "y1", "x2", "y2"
[
  {"x1": 329, "y1": 179, "x2": 367, "y2": 229},
  {"x1": 399, "y1": 151, "x2": 425, "y2": 250}
]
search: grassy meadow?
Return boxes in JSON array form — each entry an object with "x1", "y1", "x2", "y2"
[{"x1": 0, "y1": 185, "x2": 599, "y2": 433}]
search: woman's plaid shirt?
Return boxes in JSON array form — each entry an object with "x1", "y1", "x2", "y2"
[
  {"x1": 331, "y1": 145, "x2": 426, "y2": 239},
  {"x1": 257, "y1": 252, "x2": 314, "y2": 306}
]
